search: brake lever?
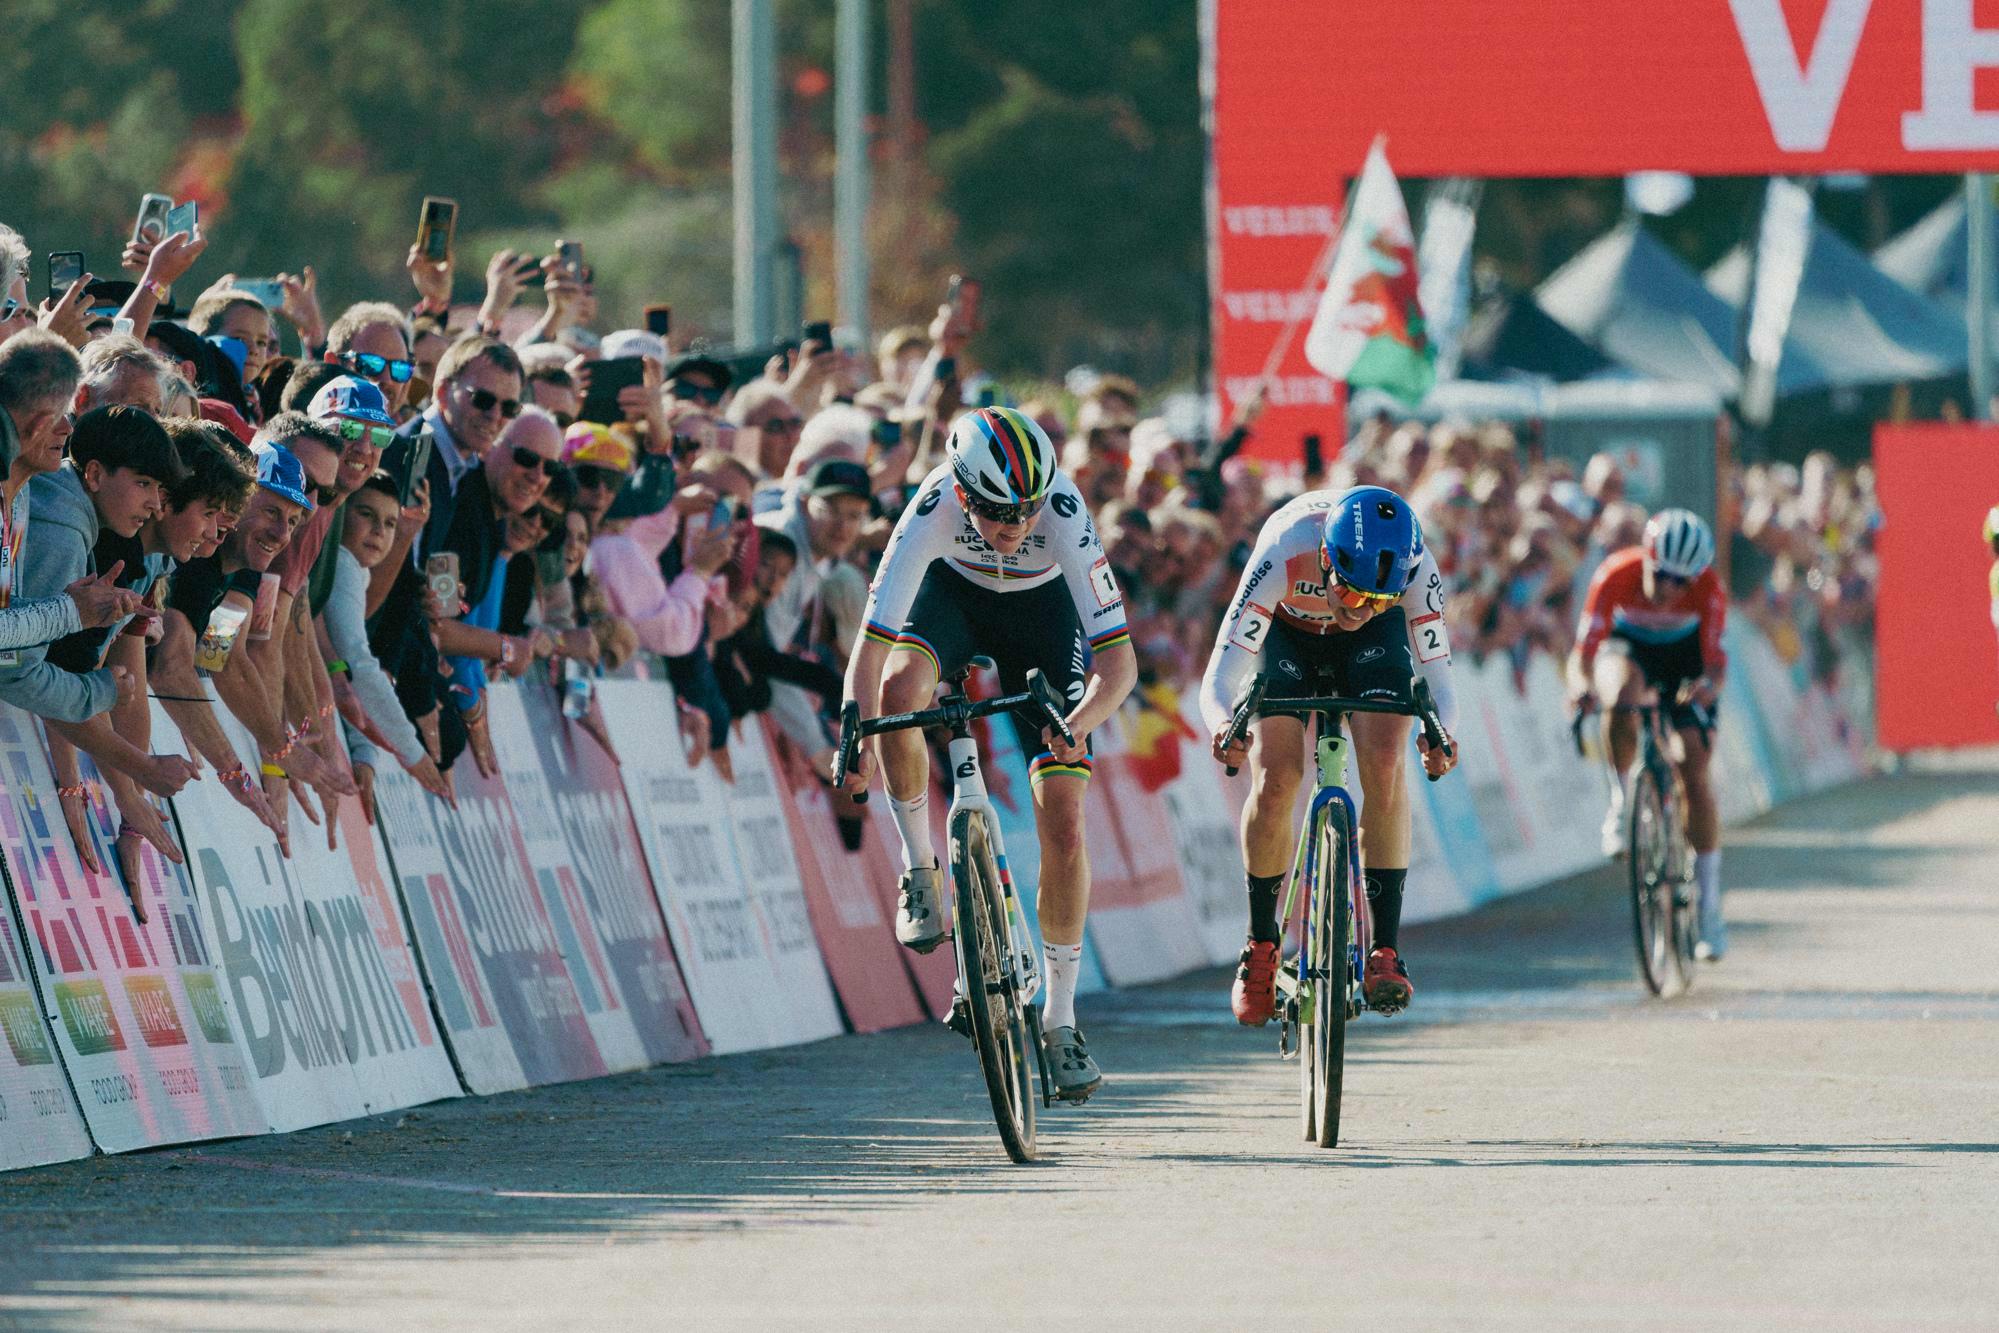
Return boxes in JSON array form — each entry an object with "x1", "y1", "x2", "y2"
[
  {"x1": 1024, "y1": 669, "x2": 1076, "y2": 748},
  {"x1": 1411, "y1": 677, "x2": 1453, "y2": 783},
  {"x1": 1223, "y1": 675, "x2": 1267, "y2": 777},
  {"x1": 834, "y1": 699, "x2": 867, "y2": 805}
]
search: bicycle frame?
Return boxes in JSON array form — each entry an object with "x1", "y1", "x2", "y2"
[
  {"x1": 940, "y1": 730, "x2": 1043, "y2": 1010},
  {"x1": 1272, "y1": 729, "x2": 1368, "y2": 1029}
]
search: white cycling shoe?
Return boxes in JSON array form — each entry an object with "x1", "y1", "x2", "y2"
[
  {"x1": 1041, "y1": 1025, "x2": 1103, "y2": 1103},
  {"x1": 896, "y1": 865, "x2": 947, "y2": 954},
  {"x1": 1600, "y1": 793, "x2": 1626, "y2": 860}
]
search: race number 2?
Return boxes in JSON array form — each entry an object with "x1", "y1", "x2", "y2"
[
  {"x1": 1411, "y1": 611, "x2": 1450, "y2": 663},
  {"x1": 1230, "y1": 602, "x2": 1273, "y2": 653}
]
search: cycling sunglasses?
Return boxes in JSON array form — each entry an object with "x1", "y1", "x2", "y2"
[
  {"x1": 342, "y1": 350, "x2": 414, "y2": 383},
  {"x1": 1330, "y1": 581, "x2": 1399, "y2": 611},
  {"x1": 330, "y1": 417, "x2": 397, "y2": 453},
  {"x1": 963, "y1": 493, "x2": 1045, "y2": 525},
  {"x1": 668, "y1": 380, "x2": 725, "y2": 406},
  {"x1": 465, "y1": 386, "x2": 523, "y2": 418},
  {"x1": 511, "y1": 446, "x2": 563, "y2": 479}
]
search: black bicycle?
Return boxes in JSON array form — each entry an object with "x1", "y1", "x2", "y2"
[
  {"x1": 1218, "y1": 672, "x2": 1451, "y2": 1148},
  {"x1": 1573, "y1": 699, "x2": 1712, "y2": 997},
  {"x1": 835, "y1": 663, "x2": 1072, "y2": 1164}
]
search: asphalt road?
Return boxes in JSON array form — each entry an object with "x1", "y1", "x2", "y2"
[{"x1": 2, "y1": 765, "x2": 1996, "y2": 1330}]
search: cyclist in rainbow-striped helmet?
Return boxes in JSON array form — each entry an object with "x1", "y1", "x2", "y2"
[{"x1": 838, "y1": 405, "x2": 1137, "y2": 1103}]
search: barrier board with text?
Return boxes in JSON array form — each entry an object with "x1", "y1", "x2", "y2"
[
  {"x1": 0, "y1": 878, "x2": 91, "y2": 1169},
  {"x1": 371, "y1": 753, "x2": 607, "y2": 1094},
  {"x1": 600, "y1": 682, "x2": 841, "y2": 1053},
  {"x1": 168, "y1": 709, "x2": 459, "y2": 1129},
  {"x1": 0, "y1": 707, "x2": 262, "y2": 1151}
]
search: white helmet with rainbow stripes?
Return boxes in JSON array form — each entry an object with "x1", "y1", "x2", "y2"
[{"x1": 948, "y1": 406, "x2": 1059, "y2": 520}]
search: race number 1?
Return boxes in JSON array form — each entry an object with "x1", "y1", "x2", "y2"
[
  {"x1": 1230, "y1": 602, "x2": 1273, "y2": 653},
  {"x1": 1089, "y1": 557, "x2": 1120, "y2": 607},
  {"x1": 1411, "y1": 611, "x2": 1450, "y2": 663}
]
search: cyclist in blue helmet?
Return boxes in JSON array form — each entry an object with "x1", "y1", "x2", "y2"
[{"x1": 1200, "y1": 484, "x2": 1460, "y2": 1025}]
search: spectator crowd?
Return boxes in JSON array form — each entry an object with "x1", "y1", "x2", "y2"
[{"x1": 0, "y1": 202, "x2": 1880, "y2": 916}]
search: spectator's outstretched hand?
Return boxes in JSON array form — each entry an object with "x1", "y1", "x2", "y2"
[
  {"x1": 68, "y1": 563, "x2": 144, "y2": 629},
  {"x1": 404, "y1": 752, "x2": 456, "y2": 808},
  {"x1": 127, "y1": 230, "x2": 208, "y2": 291},
  {"x1": 276, "y1": 268, "x2": 324, "y2": 346},
  {"x1": 54, "y1": 786, "x2": 101, "y2": 877}
]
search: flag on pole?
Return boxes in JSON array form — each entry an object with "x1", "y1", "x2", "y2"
[
  {"x1": 1304, "y1": 139, "x2": 1435, "y2": 406},
  {"x1": 1741, "y1": 176, "x2": 1815, "y2": 428}
]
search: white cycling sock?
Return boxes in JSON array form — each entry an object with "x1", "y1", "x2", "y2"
[
  {"x1": 1695, "y1": 850, "x2": 1721, "y2": 900},
  {"x1": 888, "y1": 791, "x2": 934, "y2": 872},
  {"x1": 1042, "y1": 941, "x2": 1083, "y2": 1031}
]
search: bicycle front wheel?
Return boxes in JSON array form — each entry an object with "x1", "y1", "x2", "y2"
[
  {"x1": 1304, "y1": 802, "x2": 1354, "y2": 1149},
  {"x1": 1627, "y1": 765, "x2": 1675, "y2": 997},
  {"x1": 949, "y1": 807, "x2": 1037, "y2": 1164}
]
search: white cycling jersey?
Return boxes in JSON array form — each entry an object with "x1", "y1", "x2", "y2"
[
  {"x1": 1198, "y1": 490, "x2": 1459, "y2": 735},
  {"x1": 861, "y1": 464, "x2": 1132, "y2": 654}
]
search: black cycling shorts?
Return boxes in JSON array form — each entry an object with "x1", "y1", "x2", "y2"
[
  {"x1": 1605, "y1": 630, "x2": 1710, "y2": 731},
  {"x1": 1258, "y1": 607, "x2": 1414, "y2": 718},
  {"x1": 889, "y1": 565, "x2": 1092, "y2": 780}
]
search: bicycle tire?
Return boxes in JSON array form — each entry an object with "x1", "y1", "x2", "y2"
[
  {"x1": 949, "y1": 807, "x2": 1037, "y2": 1164},
  {"x1": 1668, "y1": 783, "x2": 1701, "y2": 987},
  {"x1": 1627, "y1": 765, "x2": 1675, "y2": 996},
  {"x1": 1307, "y1": 802, "x2": 1354, "y2": 1149}
]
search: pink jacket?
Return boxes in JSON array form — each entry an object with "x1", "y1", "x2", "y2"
[{"x1": 589, "y1": 505, "x2": 722, "y2": 658}]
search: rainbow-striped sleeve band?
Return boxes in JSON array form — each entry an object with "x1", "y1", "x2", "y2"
[
  {"x1": 1029, "y1": 752, "x2": 1093, "y2": 784},
  {"x1": 863, "y1": 619, "x2": 900, "y2": 646},
  {"x1": 1088, "y1": 626, "x2": 1132, "y2": 652},
  {"x1": 889, "y1": 630, "x2": 940, "y2": 676}
]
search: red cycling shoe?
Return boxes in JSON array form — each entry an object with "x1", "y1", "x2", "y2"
[
  {"x1": 1363, "y1": 946, "x2": 1414, "y2": 1014},
  {"x1": 1231, "y1": 938, "x2": 1280, "y2": 1025}
]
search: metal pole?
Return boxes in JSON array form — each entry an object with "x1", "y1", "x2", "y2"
[
  {"x1": 1967, "y1": 172, "x2": 1994, "y2": 420},
  {"x1": 732, "y1": 0, "x2": 780, "y2": 346},
  {"x1": 834, "y1": 0, "x2": 871, "y2": 346}
]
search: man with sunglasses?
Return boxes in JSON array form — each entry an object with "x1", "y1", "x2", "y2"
[
  {"x1": 1567, "y1": 508, "x2": 1729, "y2": 957},
  {"x1": 1202, "y1": 485, "x2": 1461, "y2": 1026},
  {"x1": 839, "y1": 405, "x2": 1138, "y2": 1103},
  {"x1": 397, "y1": 335, "x2": 525, "y2": 554},
  {"x1": 324, "y1": 302, "x2": 417, "y2": 417}
]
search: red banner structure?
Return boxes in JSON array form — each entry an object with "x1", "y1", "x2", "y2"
[
  {"x1": 1872, "y1": 423, "x2": 1999, "y2": 750},
  {"x1": 1206, "y1": 0, "x2": 1999, "y2": 455}
]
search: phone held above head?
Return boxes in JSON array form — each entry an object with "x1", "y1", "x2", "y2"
[{"x1": 417, "y1": 196, "x2": 457, "y2": 264}]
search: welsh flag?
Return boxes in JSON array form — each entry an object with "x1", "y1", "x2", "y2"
[{"x1": 1303, "y1": 139, "x2": 1435, "y2": 406}]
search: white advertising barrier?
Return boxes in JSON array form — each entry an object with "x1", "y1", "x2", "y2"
[
  {"x1": 168, "y1": 708, "x2": 460, "y2": 1129},
  {"x1": 371, "y1": 749, "x2": 610, "y2": 1096},
  {"x1": 485, "y1": 685, "x2": 687, "y2": 1072},
  {"x1": 1498, "y1": 657, "x2": 1616, "y2": 889},
  {"x1": 1160, "y1": 694, "x2": 1257, "y2": 967},
  {"x1": 0, "y1": 706, "x2": 263, "y2": 1152},
  {"x1": 598, "y1": 681, "x2": 841, "y2": 1055},
  {"x1": 0, "y1": 882, "x2": 91, "y2": 1169}
]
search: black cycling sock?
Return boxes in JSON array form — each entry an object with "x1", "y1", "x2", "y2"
[
  {"x1": 1246, "y1": 872, "x2": 1284, "y2": 944},
  {"x1": 1365, "y1": 868, "x2": 1408, "y2": 953}
]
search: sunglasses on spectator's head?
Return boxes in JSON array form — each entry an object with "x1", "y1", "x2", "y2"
[
  {"x1": 511, "y1": 446, "x2": 562, "y2": 479},
  {"x1": 341, "y1": 350, "x2": 414, "y2": 383},
  {"x1": 0, "y1": 298, "x2": 24, "y2": 322},
  {"x1": 668, "y1": 380, "x2": 724, "y2": 406},
  {"x1": 464, "y1": 385, "x2": 522, "y2": 418},
  {"x1": 330, "y1": 417, "x2": 396, "y2": 453},
  {"x1": 572, "y1": 464, "x2": 624, "y2": 491},
  {"x1": 962, "y1": 492, "x2": 1045, "y2": 526}
]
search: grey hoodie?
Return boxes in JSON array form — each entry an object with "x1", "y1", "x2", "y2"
[{"x1": 0, "y1": 463, "x2": 112, "y2": 721}]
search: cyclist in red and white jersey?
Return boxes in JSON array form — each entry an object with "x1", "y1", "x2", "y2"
[
  {"x1": 1566, "y1": 508, "x2": 1729, "y2": 957},
  {"x1": 1201, "y1": 486, "x2": 1460, "y2": 1025}
]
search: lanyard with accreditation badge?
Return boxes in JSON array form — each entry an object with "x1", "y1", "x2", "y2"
[{"x1": 0, "y1": 496, "x2": 20, "y2": 668}]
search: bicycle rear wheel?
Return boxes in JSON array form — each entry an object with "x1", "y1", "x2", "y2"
[
  {"x1": 1627, "y1": 765, "x2": 1675, "y2": 996},
  {"x1": 1668, "y1": 788, "x2": 1701, "y2": 988},
  {"x1": 949, "y1": 807, "x2": 1037, "y2": 1164},
  {"x1": 1304, "y1": 802, "x2": 1354, "y2": 1149}
]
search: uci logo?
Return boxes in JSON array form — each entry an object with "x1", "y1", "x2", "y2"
[{"x1": 956, "y1": 757, "x2": 978, "y2": 779}]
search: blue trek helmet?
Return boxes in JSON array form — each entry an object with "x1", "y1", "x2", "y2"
[{"x1": 1321, "y1": 485, "x2": 1425, "y2": 596}]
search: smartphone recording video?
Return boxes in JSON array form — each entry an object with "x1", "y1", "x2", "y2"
[
  {"x1": 47, "y1": 252, "x2": 84, "y2": 303},
  {"x1": 417, "y1": 196, "x2": 458, "y2": 263}
]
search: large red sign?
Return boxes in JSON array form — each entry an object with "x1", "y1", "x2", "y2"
[
  {"x1": 1208, "y1": 0, "x2": 1999, "y2": 452},
  {"x1": 1872, "y1": 423, "x2": 1999, "y2": 751}
]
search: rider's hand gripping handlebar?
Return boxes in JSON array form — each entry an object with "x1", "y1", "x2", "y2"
[{"x1": 1411, "y1": 676, "x2": 1453, "y2": 784}]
